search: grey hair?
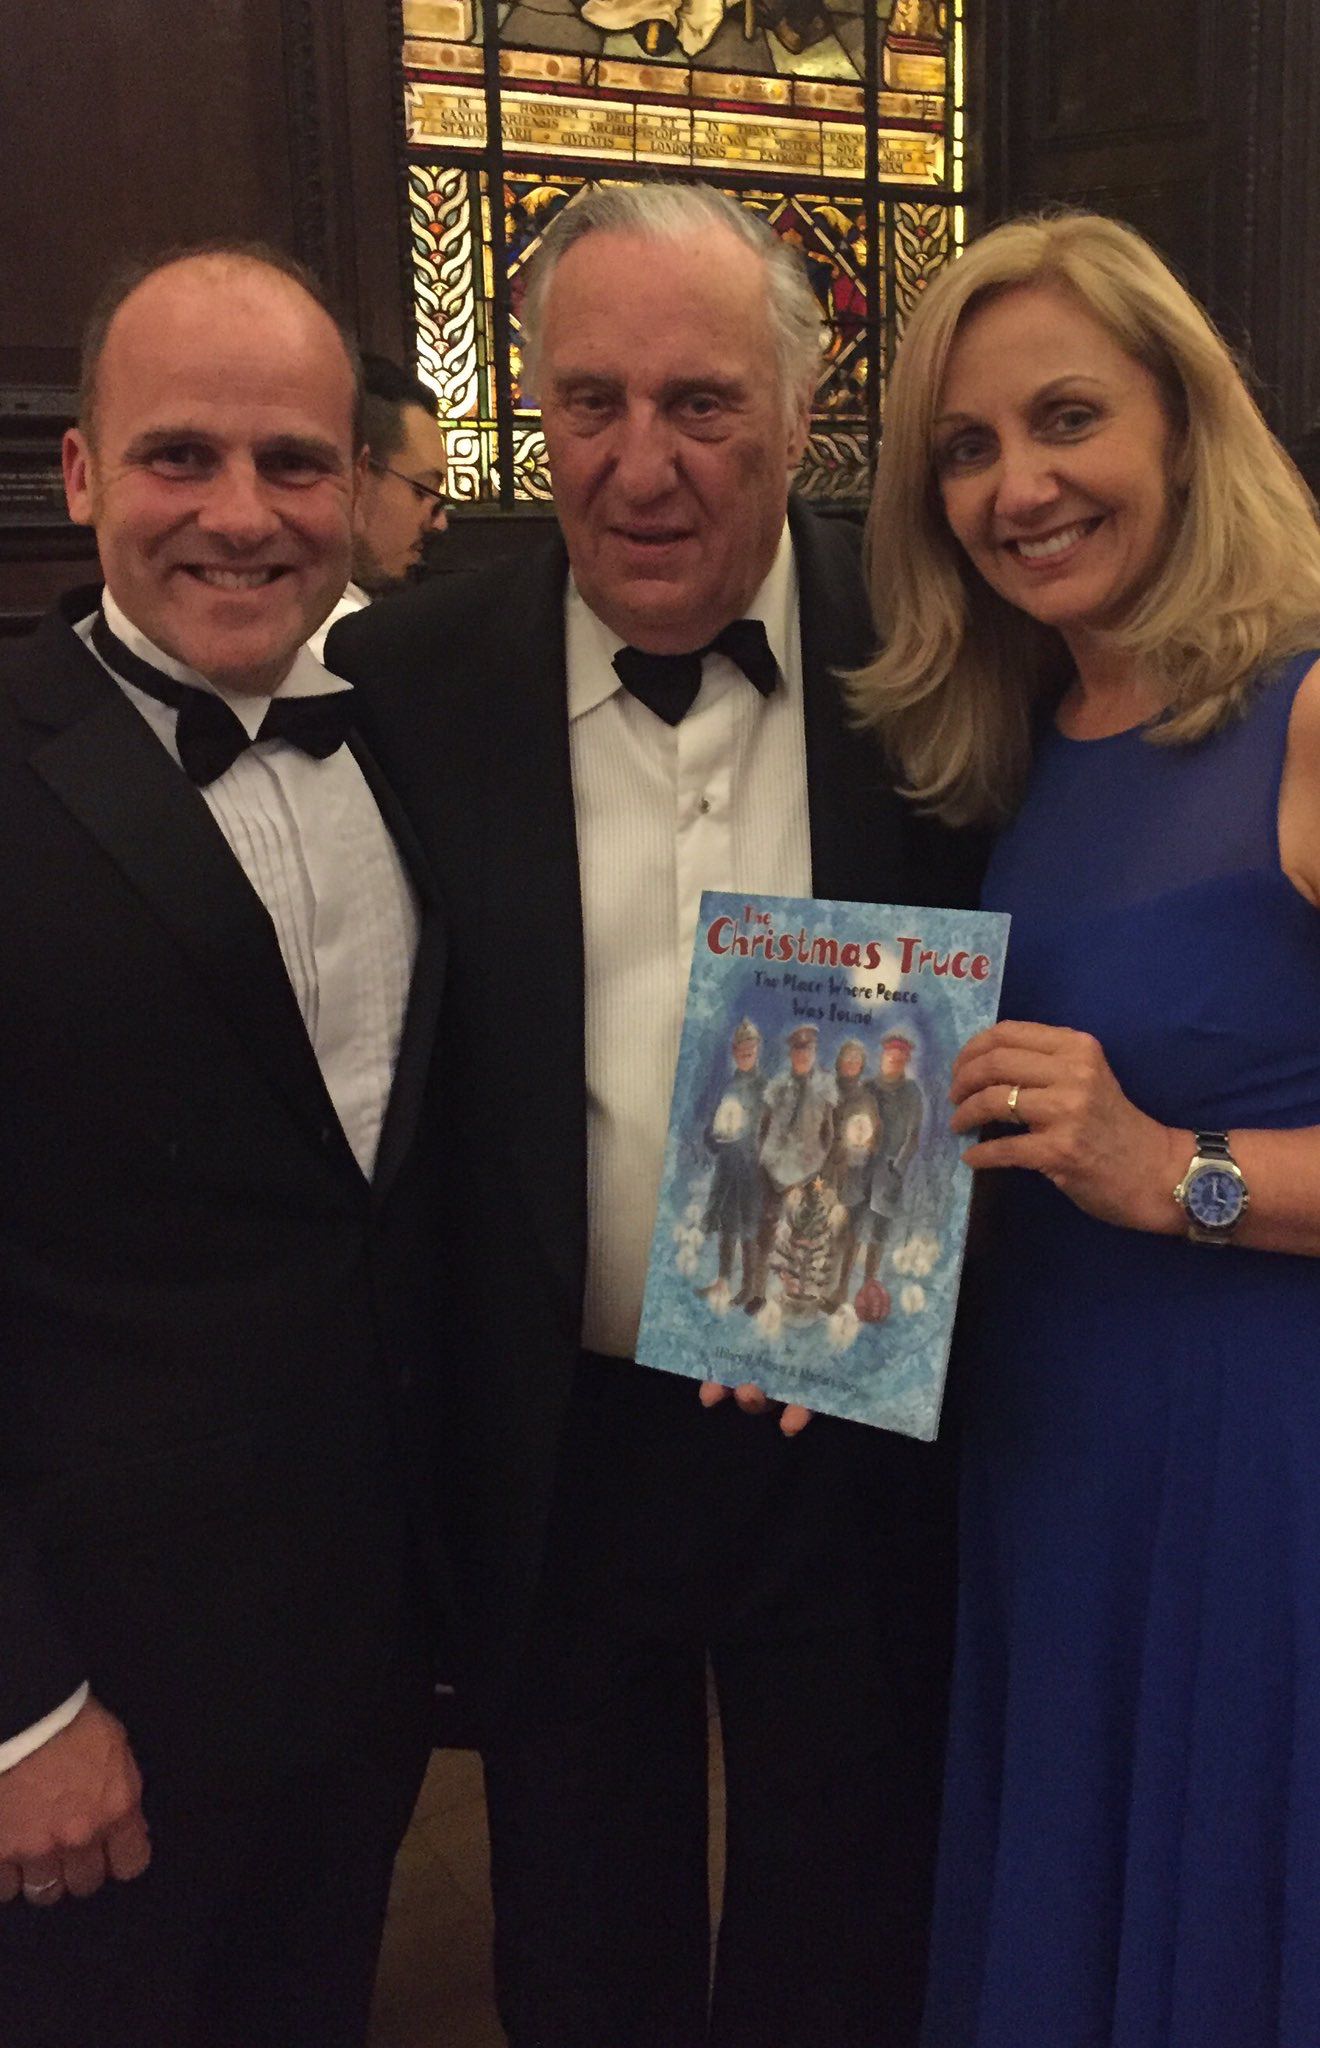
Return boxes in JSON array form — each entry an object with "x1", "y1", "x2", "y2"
[{"x1": 519, "y1": 182, "x2": 822, "y2": 423}]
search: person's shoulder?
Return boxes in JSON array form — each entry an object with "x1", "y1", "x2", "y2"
[
  {"x1": 788, "y1": 498, "x2": 864, "y2": 580},
  {"x1": 1276, "y1": 649, "x2": 1320, "y2": 782},
  {"x1": 326, "y1": 536, "x2": 567, "y2": 684},
  {"x1": 0, "y1": 601, "x2": 91, "y2": 724}
]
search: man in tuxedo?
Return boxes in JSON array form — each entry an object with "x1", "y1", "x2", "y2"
[
  {"x1": 329, "y1": 183, "x2": 979, "y2": 2048},
  {"x1": 309, "y1": 352, "x2": 450, "y2": 657},
  {"x1": 0, "y1": 244, "x2": 446, "y2": 2047}
]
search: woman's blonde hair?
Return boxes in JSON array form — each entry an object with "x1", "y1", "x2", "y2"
[{"x1": 851, "y1": 211, "x2": 1320, "y2": 826}]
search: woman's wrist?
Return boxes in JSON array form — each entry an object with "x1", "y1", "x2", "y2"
[{"x1": 1136, "y1": 1123, "x2": 1194, "y2": 1237}]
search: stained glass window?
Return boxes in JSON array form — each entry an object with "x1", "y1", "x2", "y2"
[{"x1": 403, "y1": 0, "x2": 967, "y2": 505}]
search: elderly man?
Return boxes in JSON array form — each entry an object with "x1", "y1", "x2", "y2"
[
  {"x1": 0, "y1": 245, "x2": 446, "y2": 2048},
  {"x1": 330, "y1": 183, "x2": 979, "y2": 2048},
  {"x1": 311, "y1": 351, "x2": 450, "y2": 654}
]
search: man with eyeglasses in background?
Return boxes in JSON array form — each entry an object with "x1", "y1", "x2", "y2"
[{"x1": 311, "y1": 352, "x2": 449, "y2": 657}]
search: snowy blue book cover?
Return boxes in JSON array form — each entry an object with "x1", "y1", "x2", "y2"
[{"x1": 636, "y1": 892, "x2": 1009, "y2": 1438}]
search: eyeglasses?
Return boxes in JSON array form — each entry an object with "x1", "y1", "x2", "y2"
[{"x1": 367, "y1": 459, "x2": 450, "y2": 516}]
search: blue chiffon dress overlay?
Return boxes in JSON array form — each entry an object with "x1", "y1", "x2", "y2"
[{"x1": 923, "y1": 653, "x2": 1320, "y2": 2048}]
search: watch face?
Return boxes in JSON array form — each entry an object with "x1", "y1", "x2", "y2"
[{"x1": 1186, "y1": 1164, "x2": 1245, "y2": 1230}]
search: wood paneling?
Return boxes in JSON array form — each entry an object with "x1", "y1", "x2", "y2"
[
  {"x1": 984, "y1": 0, "x2": 1320, "y2": 491},
  {"x1": 0, "y1": 0, "x2": 410, "y2": 624}
]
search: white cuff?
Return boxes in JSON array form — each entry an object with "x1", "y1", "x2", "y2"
[{"x1": 0, "y1": 1684, "x2": 90, "y2": 1774}]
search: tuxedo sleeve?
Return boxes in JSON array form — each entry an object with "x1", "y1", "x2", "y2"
[{"x1": 0, "y1": 1538, "x2": 89, "y2": 1745}]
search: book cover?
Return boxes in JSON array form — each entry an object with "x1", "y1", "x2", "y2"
[{"x1": 636, "y1": 891, "x2": 1009, "y2": 1438}]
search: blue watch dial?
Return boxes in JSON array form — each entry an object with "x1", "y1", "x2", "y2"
[{"x1": 1186, "y1": 1165, "x2": 1245, "y2": 1229}]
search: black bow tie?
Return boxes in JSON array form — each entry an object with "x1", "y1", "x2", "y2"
[
  {"x1": 612, "y1": 618, "x2": 779, "y2": 727},
  {"x1": 91, "y1": 610, "x2": 354, "y2": 788}
]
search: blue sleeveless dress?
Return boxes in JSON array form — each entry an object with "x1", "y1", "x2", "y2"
[{"x1": 923, "y1": 654, "x2": 1320, "y2": 2048}]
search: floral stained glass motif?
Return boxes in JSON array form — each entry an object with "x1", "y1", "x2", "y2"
[{"x1": 403, "y1": 0, "x2": 967, "y2": 503}]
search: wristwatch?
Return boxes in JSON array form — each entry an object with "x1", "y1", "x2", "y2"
[{"x1": 1173, "y1": 1131, "x2": 1249, "y2": 1244}]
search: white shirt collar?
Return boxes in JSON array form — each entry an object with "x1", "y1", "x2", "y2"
[
  {"x1": 100, "y1": 588, "x2": 351, "y2": 741},
  {"x1": 566, "y1": 517, "x2": 797, "y2": 724}
]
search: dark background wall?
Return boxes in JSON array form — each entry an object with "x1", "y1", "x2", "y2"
[{"x1": 2, "y1": 0, "x2": 1317, "y2": 626}]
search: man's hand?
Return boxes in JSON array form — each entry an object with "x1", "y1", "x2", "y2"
[
  {"x1": 0, "y1": 1698, "x2": 150, "y2": 1906},
  {"x1": 700, "y1": 1380, "x2": 813, "y2": 1436}
]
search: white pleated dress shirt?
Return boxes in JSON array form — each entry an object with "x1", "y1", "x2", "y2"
[
  {"x1": 572, "y1": 520, "x2": 813, "y2": 1359},
  {"x1": 0, "y1": 596, "x2": 419, "y2": 1777},
  {"x1": 83, "y1": 589, "x2": 418, "y2": 1178}
]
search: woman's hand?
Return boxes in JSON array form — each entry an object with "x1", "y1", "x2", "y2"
[
  {"x1": 699, "y1": 1381, "x2": 813, "y2": 1436},
  {"x1": 950, "y1": 1020, "x2": 1188, "y2": 1235}
]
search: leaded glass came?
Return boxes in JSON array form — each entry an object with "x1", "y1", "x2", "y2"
[{"x1": 404, "y1": 0, "x2": 967, "y2": 504}]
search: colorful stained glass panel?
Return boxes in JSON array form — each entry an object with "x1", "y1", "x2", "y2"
[{"x1": 403, "y1": 0, "x2": 968, "y2": 503}]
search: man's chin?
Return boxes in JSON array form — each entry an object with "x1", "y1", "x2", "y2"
[{"x1": 171, "y1": 627, "x2": 304, "y2": 696}]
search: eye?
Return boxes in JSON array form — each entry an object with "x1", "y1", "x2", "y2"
[
  {"x1": 1044, "y1": 400, "x2": 1101, "y2": 437},
  {"x1": 143, "y1": 441, "x2": 214, "y2": 478},
  {"x1": 934, "y1": 429, "x2": 993, "y2": 475},
  {"x1": 561, "y1": 387, "x2": 616, "y2": 427},
  {"x1": 674, "y1": 391, "x2": 732, "y2": 435},
  {"x1": 258, "y1": 447, "x2": 337, "y2": 486}
]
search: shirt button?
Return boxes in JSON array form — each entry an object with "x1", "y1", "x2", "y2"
[{"x1": 699, "y1": 796, "x2": 711, "y2": 815}]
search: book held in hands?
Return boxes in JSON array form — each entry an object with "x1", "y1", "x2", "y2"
[{"x1": 636, "y1": 891, "x2": 1009, "y2": 1438}]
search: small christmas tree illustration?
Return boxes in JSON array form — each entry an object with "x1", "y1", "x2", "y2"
[{"x1": 773, "y1": 1176, "x2": 843, "y2": 1322}]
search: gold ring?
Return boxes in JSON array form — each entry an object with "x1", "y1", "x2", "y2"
[{"x1": 1006, "y1": 1084, "x2": 1025, "y2": 1125}]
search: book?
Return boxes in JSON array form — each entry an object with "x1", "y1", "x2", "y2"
[{"x1": 635, "y1": 891, "x2": 1009, "y2": 1438}]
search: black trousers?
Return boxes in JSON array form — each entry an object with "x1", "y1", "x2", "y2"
[
  {"x1": 0, "y1": 1647, "x2": 434, "y2": 2048},
  {"x1": 482, "y1": 1356, "x2": 955, "y2": 2048}
]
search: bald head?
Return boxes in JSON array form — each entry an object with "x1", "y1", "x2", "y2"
[
  {"x1": 78, "y1": 241, "x2": 362, "y2": 446},
  {"x1": 63, "y1": 252, "x2": 362, "y2": 693}
]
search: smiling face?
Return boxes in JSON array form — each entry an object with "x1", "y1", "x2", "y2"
[
  {"x1": 64, "y1": 256, "x2": 358, "y2": 695},
  {"x1": 538, "y1": 227, "x2": 810, "y2": 653},
  {"x1": 933, "y1": 281, "x2": 1175, "y2": 660}
]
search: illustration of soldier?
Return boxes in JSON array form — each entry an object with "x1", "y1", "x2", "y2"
[
  {"x1": 824, "y1": 1036, "x2": 880, "y2": 1311},
  {"x1": 746, "y1": 1022, "x2": 837, "y2": 1314},
  {"x1": 862, "y1": 1030, "x2": 924, "y2": 1282},
  {"x1": 698, "y1": 1017, "x2": 766, "y2": 1306}
]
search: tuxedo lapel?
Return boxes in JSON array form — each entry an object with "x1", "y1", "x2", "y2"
[
  {"x1": 469, "y1": 537, "x2": 587, "y2": 1317},
  {"x1": 15, "y1": 609, "x2": 363, "y2": 1187},
  {"x1": 352, "y1": 731, "x2": 446, "y2": 1207},
  {"x1": 791, "y1": 501, "x2": 909, "y2": 904}
]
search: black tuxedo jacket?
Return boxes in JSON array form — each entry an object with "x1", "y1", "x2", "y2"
[
  {"x1": 331, "y1": 502, "x2": 984, "y2": 1721},
  {"x1": 0, "y1": 595, "x2": 448, "y2": 1796}
]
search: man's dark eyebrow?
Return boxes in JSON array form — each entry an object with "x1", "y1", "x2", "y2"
[
  {"x1": 122, "y1": 425, "x2": 213, "y2": 458},
  {"x1": 259, "y1": 433, "x2": 346, "y2": 468},
  {"x1": 122, "y1": 427, "x2": 346, "y2": 469}
]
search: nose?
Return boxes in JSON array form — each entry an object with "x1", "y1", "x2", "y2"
[
  {"x1": 428, "y1": 497, "x2": 449, "y2": 534},
  {"x1": 992, "y1": 439, "x2": 1061, "y2": 524},
  {"x1": 195, "y1": 459, "x2": 281, "y2": 548},
  {"x1": 612, "y1": 403, "x2": 679, "y2": 502}
]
